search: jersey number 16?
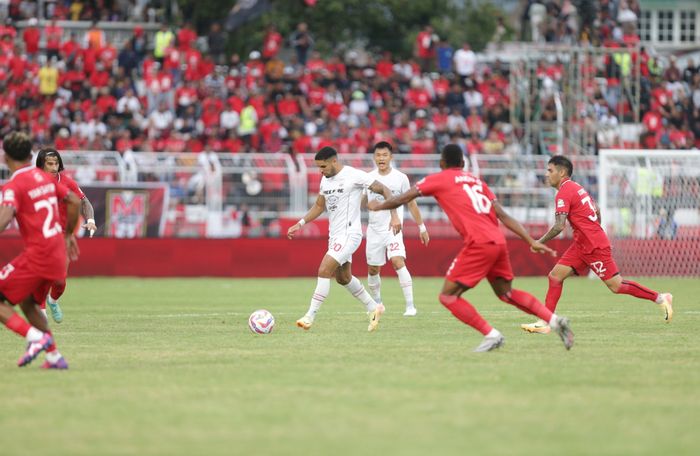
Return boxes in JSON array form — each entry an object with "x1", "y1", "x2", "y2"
[{"x1": 463, "y1": 183, "x2": 492, "y2": 214}]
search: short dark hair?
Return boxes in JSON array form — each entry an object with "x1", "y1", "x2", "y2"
[
  {"x1": 372, "y1": 141, "x2": 393, "y2": 153},
  {"x1": 441, "y1": 144, "x2": 464, "y2": 168},
  {"x1": 36, "y1": 147, "x2": 65, "y2": 172},
  {"x1": 548, "y1": 155, "x2": 573, "y2": 177},
  {"x1": 315, "y1": 146, "x2": 338, "y2": 161},
  {"x1": 2, "y1": 132, "x2": 32, "y2": 162}
]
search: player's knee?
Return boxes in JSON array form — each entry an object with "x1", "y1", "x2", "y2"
[
  {"x1": 367, "y1": 266, "x2": 380, "y2": 276},
  {"x1": 438, "y1": 293, "x2": 457, "y2": 308},
  {"x1": 548, "y1": 271, "x2": 564, "y2": 283},
  {"x1": 391, "y1": 257, "x2": 405, "y2": 269},
  {"x1": 335, "y1": 274, "x2": 351, "y2": 286}
]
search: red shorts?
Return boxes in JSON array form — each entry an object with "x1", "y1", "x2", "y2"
[
  {"x1": 558, "y1": 244, "x2": 619, "y2": 281},
  {"x1": 0, "y1": 254, "x2": 55, "y2": 305},
  {"x1": 446, "y1": 242, "x2": 514, "y2": 288}
]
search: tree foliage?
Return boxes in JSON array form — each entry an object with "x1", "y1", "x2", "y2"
[{"x1": 176, "y1": 0, "x2": 507, "y2": 59}]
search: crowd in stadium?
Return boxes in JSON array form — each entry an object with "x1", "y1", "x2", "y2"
[{"x1": 0, "y1": 0, "x2": 699, "y2": 157}]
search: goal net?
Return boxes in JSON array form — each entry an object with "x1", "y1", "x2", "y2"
[{"x1": 598, "y1": 149, "x2": 700, "y2": 277}]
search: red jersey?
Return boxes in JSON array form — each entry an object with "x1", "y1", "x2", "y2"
[
  {"x1": 55, "y1": 173, "x2": 85, "y2": 230},
  {"x1": 554, "y1": 178, "x2": 609, "y2": 253},
  {"x1": 416, "y1": 168, "x2": 504, "y2": 245},
  {"x1": 0, "y1": 166, "x2": 69, "y2": 278}
]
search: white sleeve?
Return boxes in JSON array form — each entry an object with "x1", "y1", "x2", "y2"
[{"x1": 355, "y1": 169, "x2": 376, "y2": 189}]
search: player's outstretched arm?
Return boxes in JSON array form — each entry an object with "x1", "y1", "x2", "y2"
[
  {"x1": 407, "y1": 199, "x2": 429, "y2": 246},
  {"x1": 538, "y1": 213, "x2": 567, "y2": 244},
  {"x1": 287, "y1": 194, "x2": 325, "y2": 239},
  {"x1": 368, "y1": 180, "x2": 402, "y2": 234},
  {"x1": 368, "y1": 186, "x2": 420, "y2": 211},
  {"x1": 493, "y1": 201, "x2": 556, "y2": 256},
  {"x1": 0, "y1": 206, "x2": 15, "y2": 233},
  {"x1": 80, "y1": 196, "x2": 97, "y2": 237}
]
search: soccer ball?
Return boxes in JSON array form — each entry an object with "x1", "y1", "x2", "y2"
[{"x1": 248, "y1": 309, "x2": 275, "y2": 334}]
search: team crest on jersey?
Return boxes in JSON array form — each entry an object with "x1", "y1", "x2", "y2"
[
  {"x1": 327, "y1": 194, "x2": 339, "y2": 211},
  {"x1": 557, "y1": 199, "x2": 565, "y2": 208}
]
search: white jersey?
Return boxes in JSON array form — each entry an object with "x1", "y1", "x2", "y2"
[
  {"x1": 320, "y1": 165, "x2": 375, "y2": 238},
  {"x1": 366, "y1": 168, "x2": 410, "y2": 233}
]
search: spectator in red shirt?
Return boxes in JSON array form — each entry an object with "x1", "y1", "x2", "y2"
[
  {"x1": 262, "y1": 24, "x2": 283, "y2": 60},
  {"x1": 415, "y1": 25, "x2": 437, "y2": 72},
  {"x1": 177, "y1": 22, "x2": 198, "y2": 51},
  {"x1": 22, "y1": 18, "x2": 41, "y2": 60},
  {"x1": 45, "y1": 20, "x2": 63, "y2": 61}
]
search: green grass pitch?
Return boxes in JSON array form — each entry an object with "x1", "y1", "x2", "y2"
[{"x1": 0, "y1": 276, "x2": 697, "y2": 455}]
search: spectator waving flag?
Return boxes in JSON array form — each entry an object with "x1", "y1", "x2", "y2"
[{"x1": 226, "y1": 0, "x2": 272, "y2": 31}]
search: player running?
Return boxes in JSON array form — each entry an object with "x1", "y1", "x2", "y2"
[
  {"x1": 363, "y1": 141, "x2": 429, "y2": 316},
  {"x1": 36, "y1": 147, "x2": 97, "y2": 323},
  {"x1": 0, "y1": 132, "x2": 80, "y2": 369},
  {"x1": 288, "y1": 146, "x2": 401, "y2": 332},
  {"x1": 521, "y1": 156, "x2": 673, "y2": 334},
  {"x1": 369, "y1": 144, "x2": 574, "y2": 352}
]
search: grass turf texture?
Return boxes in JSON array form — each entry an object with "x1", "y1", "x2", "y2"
[{"x1": 0, "y1": 277, "x2": 697, "y2": 456}]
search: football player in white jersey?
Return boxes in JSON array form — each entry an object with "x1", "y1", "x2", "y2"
[
  {"x1": 288, "y1": 147, "x2": 401, "y2": 331},
  {"x1": 364, "y1": 142, "x2": 430, "y2": 316}
]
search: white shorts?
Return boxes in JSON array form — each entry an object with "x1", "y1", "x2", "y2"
[
  {"x1": 326, "y1": 233, "x2": 363, "y2": 265},
  {"x1": 365, "y1": 229, "x2": 406, "y2": 266}
]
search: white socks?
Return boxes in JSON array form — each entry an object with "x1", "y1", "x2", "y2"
[
  {"x1": 548, "y1": 314, "x2": 560, "y2": 329},
  {"x1": 345, "y1": 276, "x2": 378, "y2": 312},
  {"x1": 396, "y1": 266, "x2": 414, "y2": 310},
  {"x1": 486, "y1": 328, "x2": 501, "y2": 338},
  {"x1": 367, "y1": 274, "x2": 382, "y2": 304},
  {"x1": 46, "y1": 351, "x2": 63, "y2": 363},
  {"x1": 26, "y1": 327, "x2": 43, "y2": 343},
  {"x1": 307, "y1": 277, "x2": 331, "y2": 319}
]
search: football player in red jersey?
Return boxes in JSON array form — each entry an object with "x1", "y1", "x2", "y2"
[
  {"x1": 369, "y1": 144, "x2": 574, "y2": 352},
  {"x1": 36, "y1": 148, "x2": 97, "y2": 323},
  {"x1": 0, "y1": 132, "x2": 80, "y2": 368},
  {"x1": 521, "y1": 156, "x2": 673, "y2": 334}
]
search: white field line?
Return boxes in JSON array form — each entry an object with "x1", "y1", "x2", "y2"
[{"x1": 129, "y1": 309, "x2": 700, "y2": 318}]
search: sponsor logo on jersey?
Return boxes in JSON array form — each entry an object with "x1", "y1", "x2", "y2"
[{"x1": 557, "y1": 198, "x2": 565, "y2": 208}]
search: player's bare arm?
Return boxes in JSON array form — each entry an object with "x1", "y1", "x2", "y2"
[
  {"x1": 493, "y1": 201, "x2": 556, "y2": 256},
  {"x1": 0, "y1": 205, "x2": 15, "y2": 232},
  {"x1": 81, "y1": 196, "x2": 97, "y2": 236},
  {"x1": 287, "y1": 194, "x2": 326, "y2": 239},
  {"x1": 368, "y1": 180, "x2": 401, "y2": 234},
  {"x1": 407, "y1": 199, "x2": 430, "y2": 246},
  {"x1": 538, "y1": 213, "x2": 568, "y2": 244},
  {"x1": 368, "y1": 186, "x2": 420, "y2": 211}
]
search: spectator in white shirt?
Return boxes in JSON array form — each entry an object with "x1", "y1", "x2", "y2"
[{"x1": 453, "y1": 42, "x2": 476, "y2": 85}]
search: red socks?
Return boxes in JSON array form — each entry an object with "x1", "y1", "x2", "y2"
[
  {"x1": 616, "y1": 280, "x2": 659, "y2": 302},
  {"x1": 545, "y1": 275, "x2": 564, "y2": 312},
  {"x1": 439, "y1": 294, "x2": 492, "y2": 335},
  {"x1": 499, "y1": 289, "x2": 553, "y2": 322},
  {"x1": 50, "y1": 280, "x2": 67, "y2": 301},
  {"x1": 4, "y1": 313, "x2": 30, "y2": 337}
]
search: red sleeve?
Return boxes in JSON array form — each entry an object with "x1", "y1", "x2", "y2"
[
  {"x1": 0, "y1": 181, "x2": 19, "y2": 212},
  {"x1": 555, "y1": 186, "x2": 571, "y2": 214},
  {"x1": 482, "y1": 181, "x2": 497, "y2": 201},
  {"x1": 415, "y1": 173, "x2": 441, "y2": 196},
  {"x1": 55, "y1": 181, "x2": 70, "y2": 201},
  {"x1": 63, "y1": 176, "x2": 85, "y2": 199}
]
